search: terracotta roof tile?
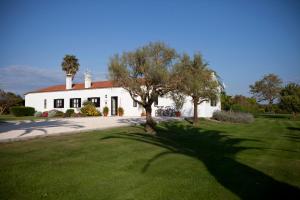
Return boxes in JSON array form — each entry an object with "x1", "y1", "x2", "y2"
[{"x1": 27, "y1": 80, "x2": 115, "y2": 94}]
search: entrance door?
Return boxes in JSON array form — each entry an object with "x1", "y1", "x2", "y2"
[{"x1": 111, "y1": 96, "x2": 118, "y2": 116}]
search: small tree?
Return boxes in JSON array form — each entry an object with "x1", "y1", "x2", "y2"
[
  {"x1": 175, "y1": 53, "x2": 220, "y2": 124},
  {"x1": 0, "y1": 89, "x2": 24, "y2": 115},
  {"x1": 250, "y1": 74, "x2": 282, "y2": 111},
  {"x1": 279, "y1": 83, "x2": 300, "y2": 115},
  {"x1": 108, "y1": 42, "x2": 177, "y2": 132},
  {"x1": 61, "y1": 55, "x2": 80, "y2": 79}
]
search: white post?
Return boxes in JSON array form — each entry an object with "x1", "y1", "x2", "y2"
[{"x1": 84, "y1": 71, "x2": 92, "y2": 88}]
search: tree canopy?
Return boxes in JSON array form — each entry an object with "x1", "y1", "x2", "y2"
[
  {"x1": 249, "y1": 73, "x2": 282, "y2": 106},
  {"x1": 108, "y1": 42, "x2": 178, "y2": 132},
  {"x1": 279, "y1": 83, "x2": 300, "y2": 114},
  {"x1": 61, "y1": 55, "x2": 80, "y2": 79},
  {"x1": 174, "y1": 53, "x2": 220, "y2": 123},
  {"x1": 0, "y1": 89, "x2": 24, "y2": 114}
]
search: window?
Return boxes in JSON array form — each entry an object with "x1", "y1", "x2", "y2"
[
  {"x1": 210, "y1": 99, "x2": 217, "y2": 107},
  {"x1": 154, "y1": 96, "x2": 158, "y2": 106},
  {"x1": 54, "y1": 99, "x2": 64, "y2": 108},
  {"x1": 133, "y1": 100, "x2": 137, "y2": 107},
  {"x1": 44, "y1": 99, "x2": 47, "y2": 109},
  {"x1": 70, "y1": 98, "x2": 81, "y2": 108},
  {"x1": 87, "y1": 97, "x2": 100, "y2": 107}
]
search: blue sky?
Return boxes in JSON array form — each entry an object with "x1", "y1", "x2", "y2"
[{"x1": 0, "y1": 0, "x2": 299, "y2": 96}]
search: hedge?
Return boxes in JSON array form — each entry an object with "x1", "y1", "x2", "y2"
[{"x1": 10, "y1": 106, "x2": 35, "y2": 117}]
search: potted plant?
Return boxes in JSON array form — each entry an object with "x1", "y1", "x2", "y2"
[
  {"x1": 118, "y1": 107, "x2": 124, "y2": 116},
  {"x1": 170, "y1": 92, "x2": 185, "y2": 117},
  {"x1": 103, "y1": 106, "x2": 109, "y2": 117}
]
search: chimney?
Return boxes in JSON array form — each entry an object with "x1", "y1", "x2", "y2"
[
  {"x1": 66, "y1": 74, "x2": 72, "y2": 90},
  {"x1": 84, "y1": 71, "x2": 92, "y2": 88}
]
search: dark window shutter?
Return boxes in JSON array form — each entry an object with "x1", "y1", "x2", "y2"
[
  {"x1": 54, "y1": 99, "x2": 57, "y2": 108},
  {"x1": 97, "y1": 97, "x2": 100, "y2": 107},
  {"x1": 78, "y1": 98, "x2": 81, "y2": 108},
  {"x1": 70, "y1": 99, "x2": 73, "y2": 108},
  {"x1": 62, "y1": 99, "x2": 64, "y2": 108}
]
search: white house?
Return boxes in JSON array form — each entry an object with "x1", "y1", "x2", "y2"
[{"x1": 25, "y1": 73, "x2": 221, "y2": 117}]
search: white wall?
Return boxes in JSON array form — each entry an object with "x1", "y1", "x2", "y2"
[{"x1": 25, "y1": 87, "x2": 220, "y2": 117}]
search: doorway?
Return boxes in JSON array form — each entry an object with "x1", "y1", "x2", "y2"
[{"x1": 111, "y1": 96, "x2": 118, "y2": 116}]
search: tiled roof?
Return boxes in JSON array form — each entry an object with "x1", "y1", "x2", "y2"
[{"x1": 26, "y1": 80, "x2": 115, "y2": 94}]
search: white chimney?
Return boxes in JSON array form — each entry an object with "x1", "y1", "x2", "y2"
[
  {"x1": 66, "y1": 74, "x2": 72, "y2": 90},
  {"x1": 84, "y1": 71, "x2": 92, "y2": 88}
]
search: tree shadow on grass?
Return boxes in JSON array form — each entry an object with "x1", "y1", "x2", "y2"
[{"x1": 101, "y1": 121, "x2": 300, "y2": 199}]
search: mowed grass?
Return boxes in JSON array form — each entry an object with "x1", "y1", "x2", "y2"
[
  {"x1": 0, "y1": 117, "x2": 300, "y2": 199},
  {"x1": 0, "y1": 115, "x2": 44, "y2": 122}
]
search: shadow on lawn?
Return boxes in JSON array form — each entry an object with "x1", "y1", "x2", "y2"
[{"x1": 101, "y1": 121, "x2": 300, "y2": 199}]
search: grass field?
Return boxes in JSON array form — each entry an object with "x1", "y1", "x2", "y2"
[{"x1": 0, "y1": 116, "x2": 299, "y2": 199}]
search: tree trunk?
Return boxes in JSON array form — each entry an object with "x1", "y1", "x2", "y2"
[
  {"x1": 193, "y1": 99, "x2": 198, "y2": 124},
  {"x1": 145, "y1": 105, "x2": 156, "y2": 133}
]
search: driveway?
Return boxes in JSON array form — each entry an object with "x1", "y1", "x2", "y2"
[{"x1": 0, "y1": 116, "x2": 178, "y2": 143}]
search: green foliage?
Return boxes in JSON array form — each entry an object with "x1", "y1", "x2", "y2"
[
  {"x1": 10, "y1": 106, "x2": 35, "y2": 117},
  {"x1": 250, "y1": 73, "x2": 282, "y2": 105},
  {"x1": 48, "y1": 110, "x2": 64, "y2": 118},
  {"x1": 65, "y1": 109, "x2": 75, "y2": 117},
  {"x1": 174, "y1": 53, "x2": 220, "y2": 123},
  {"x1": 34, "y1": 111, "x2": 42, "y2": 117},
  {"x1": 80, "y1": 104, "x2": 100, "y2": 116},
  {"x1": 103, "y1": 106, "x2": 109, "y2": 115},
  {"x1": 83, "y1": 101, "x2": 94, "y2": 106},
  {"x1": 279, "y1": 83, "x2": 300, "y2": 114},
  {"x1": 213, "y1": 111, "x2": 254, "y2": 123},
  {"x1": 170, "y1": 92, "x2": 185, "y2": 111},
  {"x1": 221, "y1": 92, "x2": 233, "y2": 111},
  {"x1": 61, "y1": 55, "x2": 80, "y2": 78},
  {"x1": 118, "y1": 107, "x2": 124, "y2": 116},
  {"x1": 108, "y1": 42, "x2": 178, "y2": 130},
  {"x1": 0, "y1": 89, "x2": 24, "y2": 114}
]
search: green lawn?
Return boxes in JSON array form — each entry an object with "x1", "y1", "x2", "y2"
[{"x1": 0, "y1": 117, "x2": 300, "y2": 199}]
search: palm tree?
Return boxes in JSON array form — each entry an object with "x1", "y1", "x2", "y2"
[{"x1": 61, "y1": 55, "x2": 80, "y2": 79}]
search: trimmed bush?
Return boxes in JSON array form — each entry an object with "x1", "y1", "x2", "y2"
[
  {"x1": 48, "y1": 109, "x2": 64, "y2": 118},
  {"x1": 80, "y1": 104, "x2": 101, "y2": 116},
  {"x1": 118, "y1": 107, "x2": 124, "y2": 116},
  {"x1": 65, "y1": 109, "x2": 75, "y2": 117},
  {"x1": 10, "y1": 106, "x2": 35, "y2": 117},
  {"x1": 103, "y1": 106, "x2": 109, "y2": 116},
  {"x1": 212, "y1": 111, "x2": 254, "y2": 123},
  {"x1": 34, "y1": 111, "x2": 42, "y2": 117}
]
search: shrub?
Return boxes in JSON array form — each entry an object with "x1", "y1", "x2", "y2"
[
  {"x1": 103, "y1": 106, "x2": 109, "y2": 116},
  {"x1": 34, "y1": 111, "x2": 42, "y2": 117},
  {"x1": 118, "y1": 107, "x2": 124, "y2": 116},
  {"x1": 48, "y1": 109, "x2": 64, "y2": 118},
  {"x1": 80, "y1": 104, "x2": 100, "y2": 116},
  {"x1": 42, "y1": 111, "x2": 48, "y2": 117},
  {"x1": 10, "y1": 106, "x2": 35, "y2": 117},
  {"x1": 65, "y1": 109, "x2": 75, "y2": 117},
  {"x1": 212, "y1": 111, "x2": 254, "y2": 123},
  {"x1": 83, "y1": 100, "x2": 94, "y2": 106}
]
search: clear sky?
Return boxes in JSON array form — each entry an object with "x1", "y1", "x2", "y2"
[{"x1": 0, "y1": 0, "x2": 299, "y2": 96}]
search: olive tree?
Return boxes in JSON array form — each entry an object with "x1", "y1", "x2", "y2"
[
  {"x1": 175, "y1": 53, "x2": 220, "y2": 124},
  {"x1": 108, "y1": 42, "x2": 177, "y2": 132},
  {"x1": 250, "y1": 74, "x2": 282, "y2": 110}
]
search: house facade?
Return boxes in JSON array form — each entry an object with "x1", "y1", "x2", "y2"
[{"x1": 25, "y1": 73, "x2": 221, "y2": 117}]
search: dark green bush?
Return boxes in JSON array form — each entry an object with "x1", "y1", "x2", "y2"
[
  {"x1": 212, "y1": 111, "x2": 254, "y2": 123},
  {"x1": 10, "y1": 106, "x2": 35, "y2": 117},
  {"x1": 65, "y1": 109, "x2": 75, "y2": 117}
]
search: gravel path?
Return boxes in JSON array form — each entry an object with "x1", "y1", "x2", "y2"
[{"x1": 0, "y1": 116, "x2": 179, "y2": 143}]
